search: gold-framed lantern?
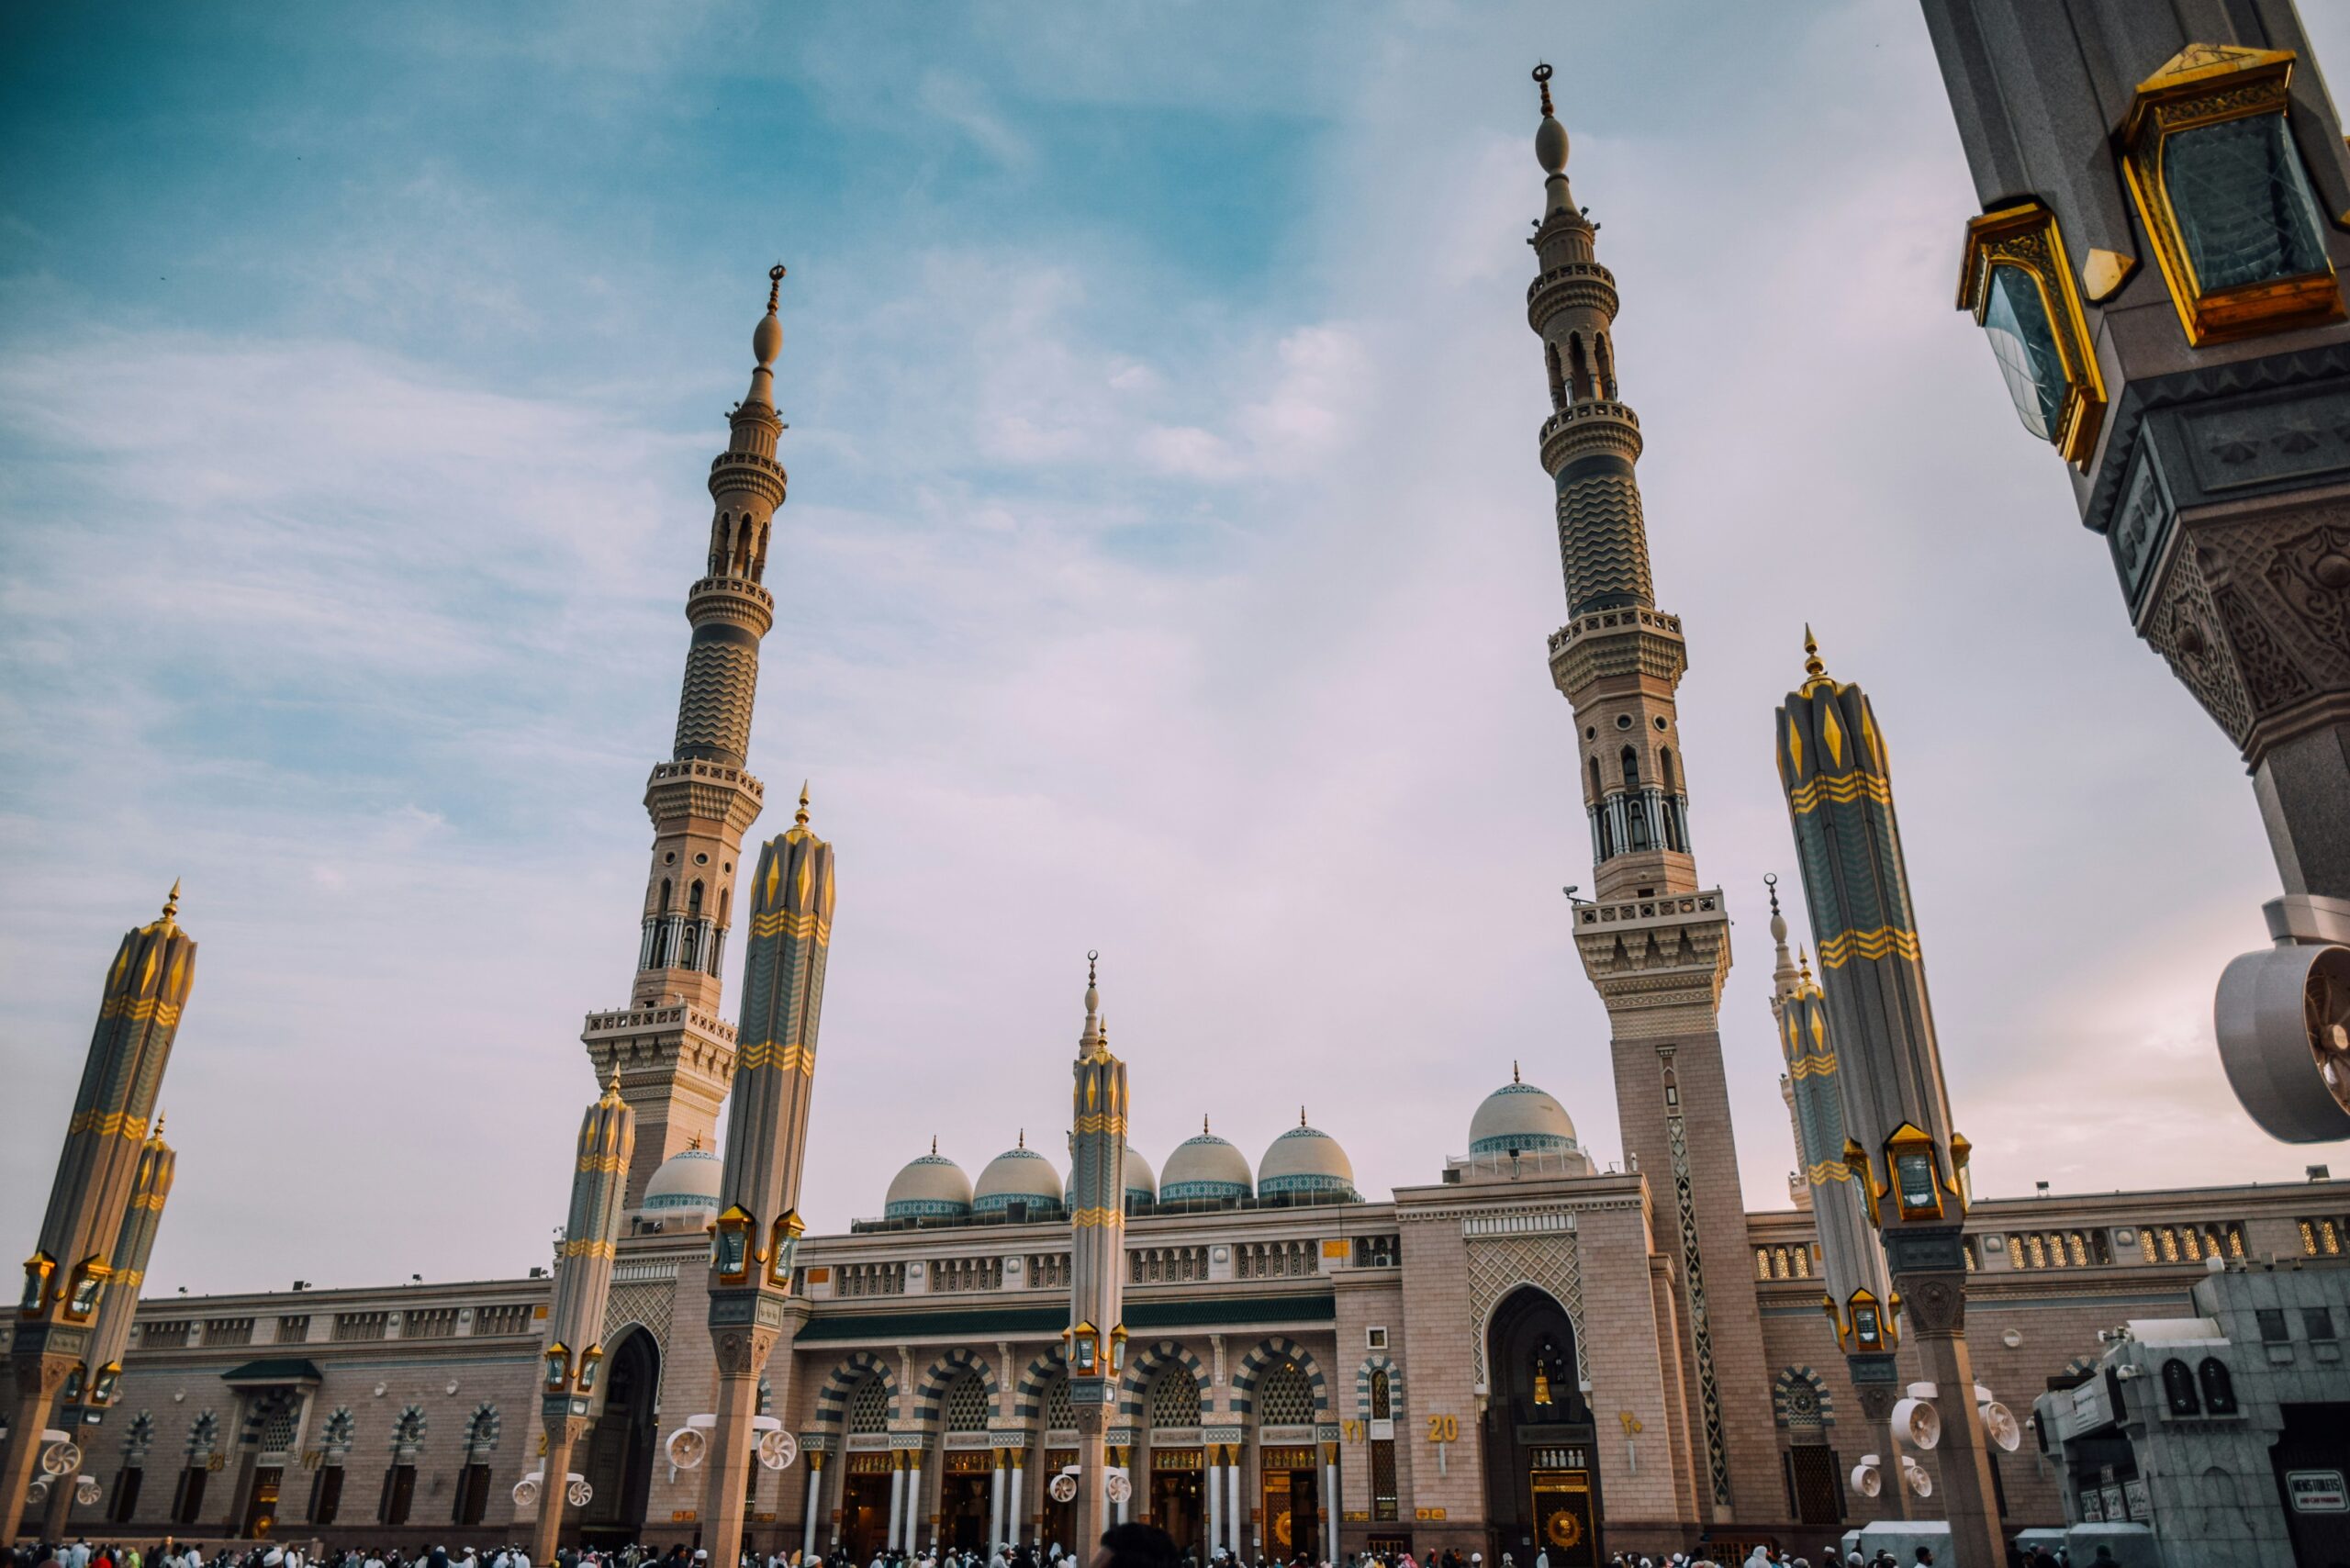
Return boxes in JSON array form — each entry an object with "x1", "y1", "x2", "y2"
[
  {"x1": 1107, "y1": 1324, "x2": 1128, "y2": 1374},
  {"x1": 1883, "y1": 1124, "x2": 1946, "y2": 1223},
  {"x1": 19, "y1": 1252, "x2": 54, "y2": 1316},
  {"x1": 1842, "y1": 1138, "x2": 1884, "y2": 1228},
  {"x1": 711, "y1": 1204, "x2": 756, "y2": 1283},
  {"x1": 576, "y1": 1344, "x2": 605, "y2": 1394},
  {"x1": 767, "y1": 1209, "x2": 805, "y2": 1291},
  {"x1": 1841, "y1": 1288, "x2": 1896, "y2": 1354},
  {"x1": 2119, "y1": 44, "x2": 2344, "y2": 345},
  {"x1": 1068, "y1": 1320, "x2": 1100, "y2": 1374},
  {"x1": 543, "y1": 1341, "x2": 573, "y2": 1391},
  {"x1": 1957, "y1": 200, "x2": 2108, "y2": 465},
  {"x1": 62, "y1": 1254, "x2": 111, "y2": 1319},
  {"x1": 89, "y1": 1362, "x2": 124, "y2": 1406}
]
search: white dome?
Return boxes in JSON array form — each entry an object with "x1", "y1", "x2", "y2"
[
  {"x1": 973, "y1": 1142, "x2": 1061, "y2": 1215},
  {"x1": 1161, "y1": 1126, "x2": 1253, "y2": 1203},
  {"x1": 1259, "y1": 1116, "x2": 1358, "y2": 1199},
  {"x1": 643, "y1": 1147, "x2": 722, "y2": 1212},
  {"x1": 885, "y1": 1149, "x2": 973, "y2": 1221},
  {"x1": 1468, "y1": 1074, "x2": 1580, "y2": 1156},
  {"x1": 1065, "y1": 1141, "x2": 1157, "y2": 1206}
]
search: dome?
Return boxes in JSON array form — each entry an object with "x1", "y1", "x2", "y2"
[
  {"x1": 1160, "y1": 1122, "x2": 1253, "y2": 1204},
  {"x1": 885, "y1": 1146, "x2": 973, "y2": 1222},
  {"x1": 972, "y1": 1138, "x2": 1062, "y2": 1216},
  {"x1": 1064, "y1": 1141, "x2": 1158, "y2": 1208},
  {"x1": 1259, "y1": 1112, "x2": 1359, "y2": 1200},
  {"x1": 642, "y1": 1147, "x2": 722, "y2": 1213},
  {"x1": 1468, "y1": 1068, "x2": 1581, "y2": 1157}
]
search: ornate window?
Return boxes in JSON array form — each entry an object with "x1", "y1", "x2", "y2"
[
  {"x1": 1957, "y1": 201, "x2": 2106, "y2": 464},
  {"x1": 1043, "y1": 1372, "x2": 1076, "y2": 1431},
  {"x1": 942, "y1": 1372, "x2": 989, "y2": 1433},
  {"x1": 1149, "y1": 1369, "x2": 1201, "y2": 1428},
  {"x1": 847, "y1": 1378, "x2": 889, "y2": 1435},
  {"x1": 2161, "y1": 1358, "x2": 2200, "y2": 1417},
  {"x1": 2199, "y1": 1357, "x2": 2239, "y2": 1416},
  {"x1": 2121, "y1": 45, "x2": 2342, "y2": 345},
  {"x1": 1257, "y1": 1361, "x2": 1315, "y2": 1427}
]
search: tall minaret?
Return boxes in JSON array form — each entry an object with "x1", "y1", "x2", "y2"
[
  {"x1": 1066, "y1": 956, "x2": 1129, "y2": 1554},
  {"x1": 1764, "y1": 879, "x2": 1901, "y2": 1519},
  {"x1": 4, "y1": 887, "x2": 197, "y2": 1544},
  {"x1": 585, "y1": 265, "x2": 791, "y2": 1206},
  {"x1": 1524, "y1": 63, "x2": 1776, "y2": 1524},
  {"x1": 1774, "y1": 633, "x2": 1998, "y2": 1556}
]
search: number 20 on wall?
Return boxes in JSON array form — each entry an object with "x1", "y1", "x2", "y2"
[{"x1": 1426, "y1": 1415, "x2": 1459, "y2": 1443}]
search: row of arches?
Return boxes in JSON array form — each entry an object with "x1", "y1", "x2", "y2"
[
  {"x1": 708, "y1": 509, "x2": 772, "y2": 583},
  {"x1": 1544, "y1": 329, "x2": 1619, "y2": 411},
  {"x1": 812, "y1": 1335, "x2": 1335, "y2": 1432},
  {"x1": 1587, "y1": 746, "x2": 1689, "y2": 860},
  {"x1": 640, "y1": 878, "x2": 729, "y2": 976}
]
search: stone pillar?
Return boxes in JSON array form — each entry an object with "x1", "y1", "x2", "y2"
[
  {"x1": 1889, "y1": 1235, "x2": 1999, "y2": 1559},
  {"x1": 533, "y1": 1415, "x2": 593, "y2": 1563},
  {"x1": 1005, "y1": 1447, "x2": 1024, "y2": 1550},
  {"x1": 802, "y1": 1452, "x2": 824, "y2": 1560},
  {"x1": 888, "y1": 1455, "x2": 906, "y2": 1551},
  {"x1": 1073, "y1": 1406, "x2": 1109, "y2": 1556},
  {"x1": 1225, "y1": 1459, "x2": 1241, "y2": 1558},
  {"x1": 906, "y1": 1451, "x2": 925, "y2": 1551},
  {"x1": 1205, "y1": 1450, "x2": 1223, "y2": 1552},
  {"x1": 990, "y1": 1450, "x2": 1006, "y2": 1549},
  {"x1": 1321, "y1": 1443, "x2": 1338, "y2": 1557}
]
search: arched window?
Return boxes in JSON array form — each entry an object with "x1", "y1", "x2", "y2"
[
  {"x1": 659, "y1": 878, "x2": 673, "y2": 913},
  {"x1": 1621, "y1": 746, "x2": 1639, "y2": 786},
  {"x1": 752, "y1": 523, "x2": 770, "y2": 581},
  {"x1": 1369, "y1": 1369, "x2": 1391, "y2": 1421},
  {"x1": 847, "y1": 1378, "x2": 889, "y2": 1435},
  {"x1": 1545, "y1": 341, "x2": 1565, "y2": 412},
  {"x1": 2199, "y1": 1357, "x2": 2237, "y2": 1416},
  {"x1": 719, "y1": 887, "x2": 731, "y2": 924},
  {"x1": 1569, "y1": 334, "x2": 1594, "y2": 402},
  {"x1": 688, "y1": 881, "x2": 705, "y2": 916},
  {"x1": 2161, "y1": 1358, "x2": 2199, "y2": 1417},
  {"x1": 1588, "y1": 756, "x2": 1603, "y2": 802},
  {"x1": 1660, "y1": 748, "x2": 1676, "y2": 791},
  {"x1": 1662, "y1": 1068, "x2": 1679, "y2": 1109},
  {"x1": 709, "y1": 513, "x2": 730, "y2": 577},
  {"x1": 1622, "y1": 748, "x2": 1650, "y2": 849},
  {"x1": 1595, "y1": 332, "x2": 1617, "y2": 399}
]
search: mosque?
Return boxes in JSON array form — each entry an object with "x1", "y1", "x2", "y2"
[{"x1": 11, "y1": 64, "x2": 2350, "y2": 1568}]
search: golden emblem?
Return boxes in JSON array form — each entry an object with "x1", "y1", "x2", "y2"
[{"x1": 1546, "y1": 1511, "x2": 1583, "y2": 1549}]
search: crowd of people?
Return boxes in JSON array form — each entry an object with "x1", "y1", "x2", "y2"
[{"x1": 3, "y1": 1532, "x2": 2102, "y2": 1568}]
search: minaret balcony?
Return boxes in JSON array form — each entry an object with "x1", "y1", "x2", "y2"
[
  {"x1": 708, "y1": 449, "x2": 788, "y2": 508},
  {"x1": 1539, "y1": 399, "x2": 1642, "y2": 473},
  {"x1": 583, "y1": 1002, "x2": 740, "y2": 1046},
  {"x1": 685, "y1": 574, "x2": 777, "y2": 635},
  {"x1": 644, "y1": 758, "x2": 767, "y2": 833},
  {"x1": 1548, "y1": 607, "x2": 1687, "y2": 698},
  {"x1": 1526, "y1": 261, "x2": 1618, "y2": 330}
]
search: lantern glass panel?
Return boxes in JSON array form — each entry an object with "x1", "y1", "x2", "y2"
[
  {"x1": 2164, "y1": 113, "x2": 2327, "y2": 289},
  {"x1": 1982, "y1": 264, "x2": 2065, "y2": 442}
]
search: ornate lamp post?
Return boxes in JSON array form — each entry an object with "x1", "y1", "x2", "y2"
[
  {"x1": 5, "y1": 888, "x2": 196, "y2": 1545},
  {"x1": 1065, "y1": 956, "x2": 1130, "y2": 1553}
]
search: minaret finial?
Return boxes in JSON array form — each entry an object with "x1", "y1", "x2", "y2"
[
  {"x1": 1299, "y1": 1104, "x2": 1308, "y2": 1128},
  {"x1": 752, "y1": 265, "x2": 785, "y2": 374},
  {"x1": 1018, "y1": 1127, "x2": 1026, "y2": 1150},
  {"x1": 1803, "y1": 624, "x2": 1826, "y2": 681},
  {"x1": 1532, "y1": 64, "x2": 1568, "y2": 176},
  {"x1": 1513, "y1": 1059, "x2": 1522, "y2": 1085},
  {"x1": 795, "y1": 781, "x2": 811, "y2": 829},
  {"x1": 151, "y1": 1108, "x2": 165, "y2": 1138},
  {"x1": 767, "y1": 263, "x2": 786, "y2": 315},
  {"x1": 162, "y1": 879, "x2": 181, "y2": 922},
  {"x1": 1765, "y1": 871, "x2": 1781, "y2": 917},
  {"x1": 931, "y1": 1134, "x2": 938, "y2": 1157},
  {"x1": 1533, "y1": 62, "x2": 1555, "y2": 118},
  {"x1": 601, "y1": 1067, "x2": 623, "y2": 1105},
  {"x1": 1203, "y1": 1114, "x2": 1211, "y2": 1136}
]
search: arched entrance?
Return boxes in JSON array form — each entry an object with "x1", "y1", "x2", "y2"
[
  {"x1": 578, "y1": 1329, "x2": 660, "y2": 1550},
  {"x1": 1480, "y1": 1286, "x2": 1602, "y2": 1568},
  {"x1": 837, "y1": 1378, "x2": 895, "y2": 1562}
]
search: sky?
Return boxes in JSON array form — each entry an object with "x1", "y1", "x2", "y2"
[{"x1": 6, "y1": 2, "x2": 2349, "y2": 1298}]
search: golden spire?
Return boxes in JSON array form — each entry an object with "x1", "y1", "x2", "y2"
[
  {"x1": 150, "y1": 1109, "x2": 166, "y2": 1141},
  {"x1": 1803, "y1": 625, "x2": 1826, "y2": 681},
  {"x1": 1798, "y1": 947, "x2": 1814, "y2": 984},
  {"x1": 600, "y1": 1068, "x2": 624, "y2": 1106},
  {"x1": 794, "y1": 782, "x2": 811, "y2": 829}
]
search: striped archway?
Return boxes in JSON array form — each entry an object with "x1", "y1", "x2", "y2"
[
  {"x1": 812, "y1": 1348, "x2": 899, "y2": 1427},
  {"x1": 1353, "y1": 1354, "x2": 1405, "y2": 1418},
  {"x1": 1117, "y1": 1338, "x2": 1208, "y2": 1418},
  {"x1": 912, "y1": 1346, "x2": 1002, "y2": 1423},
  {"x1": 1011, "y1": 1344, "x2": 1068, "y2": 1420},
  {"x1": 1229, "y1": 1336, "x2": 1328, "y2": 1417}
]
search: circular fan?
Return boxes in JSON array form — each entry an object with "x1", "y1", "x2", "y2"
[
  {"x1": 1849, "y1": 1462, "x2": 1881, "y2": 1499},
  {"x1": 511, "y1": 1476, "x2": 543, "y2": 1509},
  {"x1": 1905, "y1": 1459, "x2": 1934, "y2": 1499},
  {"x1": 2217, "y1": 943, "x2": 2350, "y2": 1141},
  {"x1": 757, "y1": 1429, "x2": 799, "y2": 1472},
  {"x1": 1104, "y1": 1473, "x2": 1132, "y2": 1505},
  {"x1": 1980, "y1": 1399, "x2": 2023, "y2": 1452},
  {"x1": 75, "y1": 1475, "x2": 102, "y2": 1506},
  {"x1": 567, "y1": 1479, "x2": 594, "y2": 1508},
  {"x1": 1047, "y1": 1473, "x2": 1078, "y2": 1503},
  {"x1": 666, "y1": 1426, "x2": 709, "y2": 1471},
  {"x1": 41, "y1": 1441, "x2": 82, "y2": 1476}
]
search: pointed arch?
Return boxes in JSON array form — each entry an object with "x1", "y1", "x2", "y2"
[
  {"x1": 1771, "y1": 1367, "x2": 1834, "y2": 1433},
  {"x1": 1595, "y1": 332, "x2": 1617, "y2": 399},
  {"x1": 1010, "y1": 1344, "x2": 1069, "y2": 1420},
  {"x1": 912, "y1": 1346, "x2": 1001, "y2": 1424},
  {"x1": 1116, "y1": 1338, "x2": 1208, "y2": 1418},
  {"x1": 1353, "y1": 1354, "x2": 1405, "y2": 1419},
  {"x1": 1229, "y1": 1336, "x2": 1329, "y2": 1417},
  {"x1": 811, "y1": 1349, "x2": 899, "y2": 1428},
  {"x1": 1544, "y1": 340, "x2": 1566, "y2": 411},
  {"x1": 1568, "y1": 333, "x2": 1594, "y2": 402}
]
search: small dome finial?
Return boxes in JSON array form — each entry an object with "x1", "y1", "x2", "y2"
[
  {"x1": 601, "y1": 1067, "x2": 624, "y2": 1105},
  {"x1": 1532, "y1": 63, "x2": 1568, "y2": 174},
  {"x1": 1203, "y1": 1114, "x2": 1211, "y2": 1137},
  {"x1": 795, "y1": 781, "x2": 811, "y2": 829},
  {"x1": 1803, "y1": 624, "x2": 1826, "y2": 681},
  {"x1": 1798, "y1": 947, "x2": 1814, "y2": 984},
  {"x1": 754, "y1": 264, "x2": 786, "y2": 368},
  {"x1": 1017, "y1": 1127, "x2": 1026, "y2": 1150},
  {"x1": 151, "y1": 1108, "x2": 166, "y2": 1139},
  {"x1": 931, "y1": 1134, "x2": 939, "y2": 1157},
  {"x1": 1299, "y1": 1104, "x2": 1309, "y2": 1128},
  {"x1": 1513, "y1": 1059, "x2": 1522, "y2": 1085},
  {"x1": 162, "y1": 879, "x2": 181, "y2": 923}
]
